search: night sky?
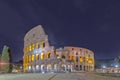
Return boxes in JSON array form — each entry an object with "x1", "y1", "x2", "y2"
[{"x1": 0, "y1": 0, "x2": 120, "y2": 62}]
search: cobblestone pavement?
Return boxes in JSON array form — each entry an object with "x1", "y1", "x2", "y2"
[{"x1": 0, "y1": 72, "x2": 119, "y2": 80}]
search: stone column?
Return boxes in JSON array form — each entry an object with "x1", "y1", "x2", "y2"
[
  {"x1": 32, "y1": 65, "x2": 36, "y2": 73},
  {"x1": 41, "y1": 64, "x2": 45, "y2": 73}
]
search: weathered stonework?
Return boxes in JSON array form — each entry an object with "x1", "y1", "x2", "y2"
[{"x1": 23, "y1": 25, "x2": 94, "y2": 72}]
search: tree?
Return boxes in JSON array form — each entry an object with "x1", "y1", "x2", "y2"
[
  {"x1": 0, "y1": 45, "x2": 13, "y2": 73},
  {"x1": 0, "y1": 54, "x2": 1, "y2": 71},
  {"x1": 0, "y1": 54, "x2": 1, "y2": 61}
]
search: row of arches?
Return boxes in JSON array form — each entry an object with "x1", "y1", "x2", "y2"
[
  {"x1": 24, "y1": 41, "x2": 45, "y2": 54},
  {"x1": 58, "y1": 55, "x2": 94, "y2": 64},
  {"x1": 25, "y1": 64, "x2": 73, "y2": 73},
  {"x1": 24, "y1": 52, "x2": 52, "y2": 63},
  {"x1": 75, "y1": 65, "x2": 94, "y2": 71},
  {"x1": 24, "y1": 64, "x2": 93, "y2": 72}
]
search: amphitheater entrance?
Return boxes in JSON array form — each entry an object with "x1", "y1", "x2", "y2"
[
  {"x1": 61, "y1": 64, "x2": 67, "y2": 71},
  {"x1": 68, "y1": 64, "x2": 72, "y2": 72},
  {"x1": 36, "y1": 65, "x2": 40, "y2": 72},
  {"x1": 54, "y1": 64, "x2": 59, "y2": 72},
  {"x1": 47, "y1": 64, "x2": 52, "y2": 72},
  {"x1": 41, "y1": 64, "x2": 45, "y2": 73}
]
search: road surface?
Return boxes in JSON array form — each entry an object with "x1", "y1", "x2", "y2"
[{"x1": 0, "y1": 72, "x2": 119, "y2": 80}]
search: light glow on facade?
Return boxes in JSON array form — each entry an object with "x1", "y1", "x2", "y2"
[
  {"x1": 23, "y1": 25, "x2": 94, "y2": 72},
  {"x1": 41, "y1": 52, "x2": 44, "y2": 60}
]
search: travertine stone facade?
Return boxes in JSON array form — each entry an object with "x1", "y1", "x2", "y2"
[
  {"x1": 23, "y1": 25, "x2": 57, "y2": 72},
  {"x1": 23, "y1": 25, "x2": 94, "y2": 72},
  {"x1": 64, "y1": 47, "x2": 94, "y2": 71}
]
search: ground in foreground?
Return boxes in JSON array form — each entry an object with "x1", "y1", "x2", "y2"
[{"x1": 0, "y1": 72, "x2": 119, "y2": 80}]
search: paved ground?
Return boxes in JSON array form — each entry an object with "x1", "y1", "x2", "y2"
[
  {"x1": 52, "y1": 73, "x2": 80, "y2": 80},
  {"x1": 0, "y1": 72, "x2": 120, "y2": 80},
  {"x1": 0, "y1": 73, "x2": 55, "y2": 80},
  {"x1": 77, "y1": 72, "x2": 120, "y2": 80}
]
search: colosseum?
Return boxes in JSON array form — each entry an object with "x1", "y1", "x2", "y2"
[{"x1": 23, "y1": 25, "x2": 94, "y2": 73}]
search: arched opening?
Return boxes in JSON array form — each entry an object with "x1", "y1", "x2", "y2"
[
  {"x1": 76, "y1": 65, "x2": 78, "y2": 70},
  {"x1": 41, "y1": 41, "x2": 45, "y2": 48},
  {"x1": 41, "y1": 52, "x2": 44, "y2": 60},
  {"x1": 76, "y1": 52, "x2": 78, "y2": 55},
  {"x1": 80, "y1": 57, "x2": 83, "y2": 62},
  {"x1": 88, "y1": 59, "x2": 93, "y2": 64},
  {"x1": 69, "y1": 56, "x2": 74, "y2": 61},
  {"x1": 36, "y1": 65, "x2": 39, "y2": 72},
  {"x1": 68, "y1": 65, "x2": 72, "y2": 72},
  {"x1": 32, "y1": 54, "x2": 34, "y2": 61},
  {"x1": 47, "y1": 52, "x2": 51, "y2": 58},
  {"x1": 36, "y1": 54, "x2": 39, "y2": 60},
  {"x1": 56, "y1": 54, "x2": 59, "y2": 58},
  {"x1": 76, "y1": 56, "x2": 78, "y2": 62},
  {"x1": 62, "y1": 55, "x2": 66, "y2": 59},
  {"x1": 36, "y1": 42, "x2": 39, "y2": 48},
  {"x1": 61, "y1": 64, "x2": 66, "y2": 71},
  {"x1": 47, "y1": 64, "x2": 52, "y2": 72},
  {"x1": 38, "y1": 44, "x2": 40, "y2": 48},
  {"x1": 84, "y1": 66, "x2": 85, "y2": 71},
  {"x1": 80, "y1": 65, "x2": 82, "y2": 70},
  {"x1": 32, "y1": 44, "x2": 34, "y2": 50},
  {"x1": 32, "y1": 66, "x2": 35, "y2": 72},
  {"x1": 87, "y1": 66, "x2": 89, "y2": 71},
  {"x1": 54, "y1": 64, "x2": 58, "y2": 71},
  {"x1": 41, "y1": 65, "x2": 45, "y2": 72},
  {"x1": 29, "y1": 55, "x2": 31, "y2": 62},
  {"x1": 29, "y1": 45, "x2": 32, "y2": 52},
  {"x1": 28, "y1": 66, "x2": 31, "y2": 71},
  {"x1": 26, "y1": 66, "x2": 29, "y2": 71}
]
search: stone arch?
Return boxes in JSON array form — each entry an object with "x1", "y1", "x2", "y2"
[
  {"x1": 47, "y1": 52, "x2": 51, "y2": 58},
  {"x1": 68, "y1": 64, "x2": 72, "y2": 72},
  {"x1": 47, "y1": 64, "x2": 52, "y2": 72},
  {"x1": 32, "y1": 65, "x2": 36, "y2": 72},
  {"x1": 41, "y1": 52, "x2": 45, "y2": 60},
  {"x1": 36, "y1": 65, "x2": 40, "y2": 71},
  {"x1": 80, "y1": 65, "x2": 82, "y2": 70},
  {"x1": 61, "y1": 55, "x2": 66, "y2": 59},
  {"x1": 41, "y1": 64, "x2": 45, "y2": 71},
  {"x1": 61, "y1": 64, "x2": 67, "y2": 71},
  {"x1": 54, "y1": 64, "x2": 58, "y2": 70},
  {"x1": 41, "y1": 41, "x2": 45, "y2": 48},
  {"x1": 80, "y1": 56, "x2": 83, "y2": 62}
]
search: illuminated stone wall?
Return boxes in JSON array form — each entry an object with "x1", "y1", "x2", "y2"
[
  {"x1": 23, "y1": 25, "x2": 94, "y2": 72},
  {"x1": 64, "y1": 47, "x2": 94, "y2": 71},
  {"x1": 23, "y1": 25, "x2": 56, "y2": 72}
]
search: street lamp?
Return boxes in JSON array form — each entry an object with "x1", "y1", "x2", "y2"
[
  {"x1": 102, "y1": 65, "x2": 106, "y2": 68},
  {"x1": 115, "y1": 64, "x2": 119, "y2": 68}
]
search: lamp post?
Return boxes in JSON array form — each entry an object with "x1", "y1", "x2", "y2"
[{"x1": 101, "y1": 65, "x2": 106, "y2": 73}]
